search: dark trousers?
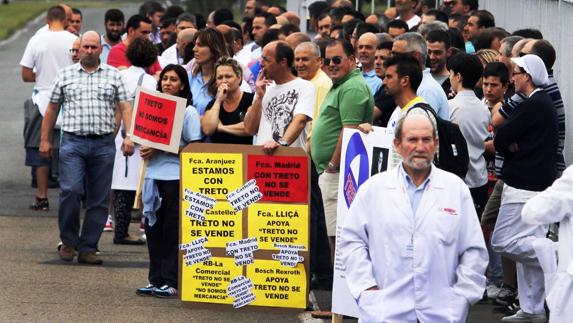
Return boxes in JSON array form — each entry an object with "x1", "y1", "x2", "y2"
[
  {"x1": 113, "y1": 190, "x2": 136, "y2": 240},
  {"x1": 145, "y1": 180, "x2": 179, "y2": 288},
  {"x1": 470, "y1": 183, "x2": 489, "y2": 220},
  {"x1": 310, "y1": 162, "x2": 333, "y2": 284}
]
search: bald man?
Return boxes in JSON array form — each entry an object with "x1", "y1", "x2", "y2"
[
  {"x1": 285, "y1": 32, "x2": 310, "y2": 50},
  {"x1": 40, "y1": 31, "x2": 134, "y2": 265},
  {"x1": 358, "y1": 32, "x2": 382, "y2": 95},
  {"x1": 159, "y1": 27, "x2": 197, "y2": 67}
]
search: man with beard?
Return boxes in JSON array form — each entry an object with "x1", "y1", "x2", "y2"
[
  {"x1": 426, "y1": 29, "x2": 452, "y2": 95},
  {"x1": 100, "y1": 9, "x2": 124, "y2": 64},
  {"x1": 339, "y1": 111, "x2": 487, "y2": 322},
  {"x1": 39, "y1": 31, "x2": 135, "y2": 265},
  {"x1": 244, "y1": 41, "x2": 315, "y2": 153}
]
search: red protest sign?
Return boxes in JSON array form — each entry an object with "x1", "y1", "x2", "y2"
[
  {"x1": 247, "y1": 155, "x2": 308, "y2": 203},
  {"x1": 130, "y1": 88, "x2": 187, "y2": 153},
  {"x1": 133, "y1": 90, "x2": 176, "y2": 144}
]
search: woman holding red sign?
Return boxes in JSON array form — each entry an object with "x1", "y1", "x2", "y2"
[
  {"x1": 201, "y1": 57, "x2": 254, "y2": 145},
  {"x1": 137, "y1": 64, "x2": 203, "y2": 299}
]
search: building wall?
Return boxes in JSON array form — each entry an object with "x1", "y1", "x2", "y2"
[{"x1": 482, "y1": 0, "x2": 573, "y2": 165}]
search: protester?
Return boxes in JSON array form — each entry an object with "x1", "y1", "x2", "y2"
[
  {"x1": 70, "y1": 8, "x2": 82, "y2": 35},
  {"x1": 20, "y1": 6, "x2": 77, "y2": 211},
  {"x1": 395, "y1": 0, "x2": 421, "y2": 29},
  {"x1": 426, "y1": 29, "x2": 452, "y2": 94},
  {"x1": 201, "y1": 57, "x2": 253, "y2": 144},
  {"x1": 39, "y1": 31, "x2": 135, "y2": 265},
  {"x1": 447, "y1": 52, "x2": 490, "y2": 217},
  {"x1": 492, "y1": 55, "x2": 558, "y2": 322},
  {"x1": 100, "y1": 9, "x2": 125, "y2": 64},
  {"x1": 107, "y1": 14, "x2": 162, "y2": 75},
  {"x1": 111, "y1": 37, "x2": 158, "y2": 245},
  {"x1": 317, "y1": 13, "x2": 332, "y2": 39},
  {"x1": 310, "y1": 38, "x2": 374, "y2": 257},
  {"x1": 393, "y1": 32, "x2": 450, "y2": 119},
  {"x1": 357, "y1": 32, "x2": 382, "y2": 95},
  {"x1": 139, "y1": 1, "x2": 165, "y2": 45},
  {"x1": 159, "y1": 27, "x2": 197, "y2": 67},
  {"x1": 137, "y1": 64, "x2": 202, "y2": 298},
  {"x1": 339, "y1": 112, "x2": 487, "y2": 322},
  {"x1": 188, "y1": 28, "x2": 229, "y2": 115},
  {"x1": 156, "y1": 17, "x2": 176, "y2": 55},
  {"x1": 244, "y1": 40, "x2": 315, "y2": 153}
]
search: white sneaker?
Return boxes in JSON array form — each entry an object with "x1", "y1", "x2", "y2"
[
  {"x1": 486, "y1": 283, "x2": 502, "y2": 299},
  {"x1": 103, "y1": 214, "x2": 113, "y2": 232},
  {"x1": 501, "y1": 310, "x2": 547, "y2": 322}
]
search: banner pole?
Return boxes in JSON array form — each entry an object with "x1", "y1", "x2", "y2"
[{"x1": 133, "y1": 159, "x2": 148, "y2": 209}]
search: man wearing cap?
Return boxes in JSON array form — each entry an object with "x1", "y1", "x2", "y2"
[{"x1": 491, "y1": 54, "x2": 558, "y2": 323}]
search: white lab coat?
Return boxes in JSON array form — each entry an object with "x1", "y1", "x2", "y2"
[
  {"x1": 339, "y1": 165, "x2": 488, "y2": 323},
  {"x1": 522, "y1": 165, "x2": 573, "y2": 323}
]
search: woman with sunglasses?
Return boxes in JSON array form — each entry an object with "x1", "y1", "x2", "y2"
[
  {"x1": 136, "y1": 64, "x2": 202, "y2": 299},
  {"x1": 188, "y1": 28, "x2": 229, "y2": 116},
  {"x1": 201, "y1": 57, "x2": 253, "y2": 144}
]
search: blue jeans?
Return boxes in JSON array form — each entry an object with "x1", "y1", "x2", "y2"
[{"x1": 58, "y1": 132, "x2": 115, "y2": 253}]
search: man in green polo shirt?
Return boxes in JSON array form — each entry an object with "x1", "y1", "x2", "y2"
[{"x1": 310, "y1": 38, "x2": 374, "y2": 254}]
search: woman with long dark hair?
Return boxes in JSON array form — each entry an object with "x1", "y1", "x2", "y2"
[{"x1": 136, "y1": 64, "x2": 202, "y2": 298}]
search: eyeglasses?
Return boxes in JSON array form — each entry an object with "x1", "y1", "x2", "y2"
[
  {"x1": 512, "y1": 71, "x2": 525, "y2": 76},
  {"x1": 323, "y1": 56, "x2": 345, "y2": 66}
]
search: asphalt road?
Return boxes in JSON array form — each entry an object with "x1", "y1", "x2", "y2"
[{"x1": 0, "y1": 4, "x2": 505, "y2": 323}]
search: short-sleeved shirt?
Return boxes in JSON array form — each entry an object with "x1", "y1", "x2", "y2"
[
  {"x1": 145, "y1": 105, "x2": 203, "y2": 180},
  {"x1": 100, "y1": 35, "x2": 113, "y2": 64},
  {"x1": 254, "y1": 77, "x2": 316, "y2": 149},
  {"x1": 188, "y1": 70, "x2": 215, "y2": 116},
  {"x1": 311, "y1": 68, "x2": 374, "y2": 174},
  {"x1": 49, "y1": 63, "x2": 129, "y2": 135},
  {"x1": 205, "y1": 91, "x2": 254, "y2": 145},
  {"x1": 107, "y1": 42, "x2": 162, "y2": 75}
]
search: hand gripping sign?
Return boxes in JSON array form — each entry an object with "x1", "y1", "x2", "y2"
[{"x1": 130, "y1": 87, "x2": 187, "y2": 154}]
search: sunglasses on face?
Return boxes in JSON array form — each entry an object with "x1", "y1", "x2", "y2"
[{"x1": 323, "y1": 56, "x2": 345, "y2": 66}]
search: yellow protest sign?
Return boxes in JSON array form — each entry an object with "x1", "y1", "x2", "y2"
[{"x1": 179, "y1": 143, "x2": 310, "y2": 310}]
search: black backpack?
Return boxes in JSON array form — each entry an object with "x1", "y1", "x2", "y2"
[{"x1": 407, "y1": 103, "x2": 469, "y2": 180}]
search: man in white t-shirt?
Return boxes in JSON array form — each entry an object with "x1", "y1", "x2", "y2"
[
  {"x1": 396, "y1": 0, "x2": 421, "y2": 30},
  {"x1": 20, "y1": 5, "x2": 77, "y2": 211},
  {"x1": 244, "y1": 41, "x2": 315, "y2": 153}
]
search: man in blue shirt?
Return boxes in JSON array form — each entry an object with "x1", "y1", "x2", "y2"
[{"x1": 357, "y1": 32, "x2": 382, "y2": 95}]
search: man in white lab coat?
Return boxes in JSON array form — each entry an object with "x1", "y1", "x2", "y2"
[
  {"x1": 339, "y1": 113, "x2": 488, "y2": 322},
  {"x1": 522, "y1": 165, "x2": 573, "y2": 323}
]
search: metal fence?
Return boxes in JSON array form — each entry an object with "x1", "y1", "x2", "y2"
[{"x1": 481, "y1": 0, "x2": 573, "y2": 165}]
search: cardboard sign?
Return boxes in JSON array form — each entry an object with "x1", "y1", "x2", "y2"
[
  {"x1": 130, "y1": 87, "x2": 187, "y2": 153},
  {"x1": 331, "y1": 127, "x2": 395, "y2": 318},
  {"x1": 179, "y1": 143, "x2": 310, "y2": 310}
]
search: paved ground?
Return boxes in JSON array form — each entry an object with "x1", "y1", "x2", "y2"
[{"x1": 0, "y1": 3, "x2": 506, "y2": 322}]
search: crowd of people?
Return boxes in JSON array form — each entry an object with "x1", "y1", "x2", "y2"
[{"x1": 18, "y1": 0, "x2": 571, "y2": 321}]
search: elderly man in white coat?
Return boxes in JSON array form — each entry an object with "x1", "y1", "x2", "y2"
[
  {"x1": 522, "y1": 165, "x2": 573, "y2": 323},
  {"x1": 339, "y1": 113, "x2": 488, "y2": 323}
]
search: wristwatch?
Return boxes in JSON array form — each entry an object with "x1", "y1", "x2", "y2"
[{"x1": 276, "y1": 137, "x2": 288, "y2": 147}]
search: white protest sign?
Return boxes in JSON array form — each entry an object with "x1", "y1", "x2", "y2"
[
  {"x1": 271, "y1": 243, "x2": 304, "y2": 267},
  {"x1": 180, "y1": 237, "x2": 212, "y2": 266},
  {"x1": 183, "y1": 188, "x2": 216, "y2": 222},
  {"x1": 227, "y1": 276, "x2": 256, "y2": 308},
  {"x1": 226, "y1": 179, "x2": 263, "y2": 212},
  {"x1": 331, "y1": 127, "x2": 394, "y2": 318},
  {"x1": 226, "y1": 237, "x2": 259, "y2": 266}
]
